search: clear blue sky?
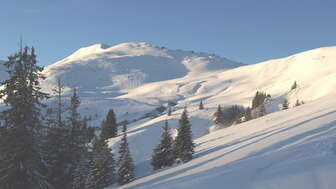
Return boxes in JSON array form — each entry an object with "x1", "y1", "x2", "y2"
[{"x1": 1, "y1": 0, "x2": 336, "y2": 65}]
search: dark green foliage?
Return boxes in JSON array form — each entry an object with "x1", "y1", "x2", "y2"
[
  {"x1": 100, "y1": 109, "x2": 118, "y2": 140},
  {"x1": 213, "y1": 105, "x2": 225, "y2": 125},
  {"x1": 86, "y1": 126, "x2": 96, "y2": 143},
  {"x1": 43, "y1": 79, "x2": 71, "y2": 189},
  {"x1": 291, "y1": 81, "x2": 297, "y2": 90},
  {"x1": 85, "y1": 137, "x2": 115, "y2": 189},
  {"x1": 199, "y1": 100, "x2": 204, "y2": 110},
  {"x1": 118, "y1": 124, "x2": 128, "y2": 163},
  {"x1": 72, "y1": 150, "x2": 90, "y2": 189},
  {"x1": 118, "y1": 149, "x2": 135, "y2": 185},
  {"x1": 44, "y1": 126, "x2": 71, "y2": 189},
  {"x1": 53, "y1": 79, "x2": 66, "y2": 127},
  {"x1": 252, "y1": 103, "x2": 266, "y2": 118},
  {"x1": 118, "y1": 124, "x2": 134, "y2": 185},
  {"x1": 68, "y1": 88, "x2": 81, "y2": 129},
  {"x1": 223, "y1": 105, "x2": 245, "y2": 125},
  {"x1": 282, "y1": 99, "x2": 289, "y2": 110},
  {"x1": 66, "y1": 88, "x2": 90, "y2": 189},
  {"x1": 0, "y1": 47, "x2": 52, "y2": 189},
  {"x1": 151, "y1": 120, "x2": 174, "y2": 170},
  {"x1": 252, "y1": 91, "x2": 270, "y2": 109},
  {"x1": 173, "y1": 107, "x2": 194, "y2": 162},
  {"x1": 244, "y1": 107, "x2": 252, "y2": 121}
]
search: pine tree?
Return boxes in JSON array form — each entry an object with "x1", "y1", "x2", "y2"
[
  {"x1": 100, "y1": 109, "x2": 118, "y2": 140},
  {"x1": 53, "y1": 79, "x2": 66, "y2": 128},
  {"x1": 244, "y1": 107, "x2": 252, "y2": 121},
  {"x1": 43, "y1": 126, "x2": 70, "y2": 189},
  {"x1": 0, "y1": 47, "x2": 52, "y2": 189},
  {"x1": 173, "y1": 107, "x2": 194, "y2": 162},
  {"x1": 118, "y1": 124, "x2": 134, "y2": 185},
  {"x1": 213, "y1": 105, "x2": 225, "y2": 125},
  {"x1": 43, "y1": 79, "x2": 71, "y2": 189},
  {"x1": 72, "y1": 150, "x2": 90, "y2": 189},
  {"x1": 118, "y1": 124, "x2": 128, "y2": 161},
  {"x1": 151, "y1": 120, "x2": 174, "y2": 170},
  {"x1": 282, "y1": 99, "x2": 289, "y2": 110},
  {"x1": 86, "y1": 137, "x2": 115, "y2": 189},
  {"x1": 199, "y1": 100, "x2": 204, "y2": 110},
  {"x1": 295, "y1": 99, "x2": 301, "y2": 107},
  {"x1": 68, "y1": 88, "x2": 81, "y2": 129},
  {"x1": 66, "y1": 88, "x2": 88, "y2": 189},
  {"x1": 252, "y1": 91, "x2": 270, "y2": 109},
  {"x1": 291, "y1": 81, "x2": 297, "y2": 90}
]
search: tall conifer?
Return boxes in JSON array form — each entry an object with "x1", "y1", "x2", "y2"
[
  {"x1": 100, "y1": 109, "x2": 118, "y2": 140},
  {"x1": 173, "y1": 107, "x2": 194, "y2": 162},
  {"x1": 151, "y1": 120, "x2": 174, "y2": 170},
  {"x1": 118, "y1": 124, "x2": 134, "y2": 185},
  {"x1": 0, "y1": 47, "x2": 51, "y2": 189}
]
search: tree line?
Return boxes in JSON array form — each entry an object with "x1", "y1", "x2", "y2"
[
  {"x1": 0, "y1": 47, "x2": 134, "y2": 189},
  {"x1": 0, "y1": 46, "x2": 196, "y2": 189}
]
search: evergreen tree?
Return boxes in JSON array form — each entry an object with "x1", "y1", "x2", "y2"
[
  {"x1": 199, "y1": 100, "x2": 204, "y2": 110},
  {"x1": 117, "y1": 124, "x2": 134, "y2": 185},
  {"x1": 43, "y1": 79, "x2": 71, "y2": 189},
  {"x1": 291, "y1": 81, "x2": 297, "y2": 90},
  {"x1": 53, "y1": 79, "x2": 66, "y2": 128},
  {"x1": 213, "y1": 105, "x2": 225, "y2": 125},
  {"x1": 173, "y1": 107, "x2": 194, "y2": 162},
  {"x1": 85, "y1": 137, "x2": 115, "y2": 189},
  {"x1": 252, "y1": 103, "x2": 266, "y2": 118},
  {"x1": 224, "y1": 105, "x2": 245, "y2": 125},
  {"x1": 244, "y1": 107, "x2": 252, "y2": 121},
  {"x1": 295, "y1": 99, "x2": 301, "y2": 107},
  {"x1": 66, "y1": 88, "x2": 88, "y2": 189},
  {"x1": 68, "y1": 88, "x2": 81, "y2": 129},
  {"x1": 43, "y1": 126, "x2": 70, "y2": 189},
  {"x1": 118, "y1": 124, "x2": 127, "y2": 161},
  {"x1": 72, "y1": 150, "x2": 90, "y2": 189},
  {"x1": 100, "y1": 109, "x2": 118, "y2": 140},
  {"x1": 282, "y1": 99, "x2": 289, "y2": 110},
  {"x1": 0, "y1": 47, "x2": 52, "y2": 189},
  {"x1": 252, "y1": 91, "x2": 270, "y2": 109},
  {"x1": 151, "y1": 120, "x2": 174, "y2": 170}
]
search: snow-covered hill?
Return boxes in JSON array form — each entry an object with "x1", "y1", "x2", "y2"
[
  {"x1": 116, "y1": 93, "x2": 336, "y2": 189},
  {"x1": 3, "y1": 43, "x2": 336, "y2": 188},
  {"x1": 40, "y1": 42, "x2": 242, "y2": 124},
  {"x1": 42, "y1": 42, "x2": 241, "y2": 94},
  {"x1": 102, "y1": 45, "x2": 336, "y2": 188}
]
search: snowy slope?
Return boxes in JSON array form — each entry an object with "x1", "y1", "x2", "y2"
[
  {"x1": 115, "y1": 93, "x2": 336, "y2": 189},
  {"x1": 40, "y1": 42, "x2": 242, "y2": 122},
  {"x1": 101, "y1": 46, "x2": 336, "y2": 188},
  {"x1": 3, "y1": 43, "x2": 336, "y2": 188},
  {"x1": 42, "y1": 42, "x2": 241, "y2": 93}
]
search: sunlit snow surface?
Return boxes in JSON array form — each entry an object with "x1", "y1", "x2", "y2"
[{"x1": 3, "y1": 43, "x2": 336, "y2": 188}]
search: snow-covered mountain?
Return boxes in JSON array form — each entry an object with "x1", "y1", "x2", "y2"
[
  {"x1": 87, "y1": 45, "x2": 336, "y2": 185},
  {"x1": 3, "y1": 43, "x2": 336, "y2": 188},
  {"x1": 103, "y1": 45, "x2": 336, "y2": 188},
  {"x1": 40, "y1": 42, "x2": 243, "y2": 123},
  {"x1": 42, "y1": 42, "x2": 241, "y2": 94}
]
